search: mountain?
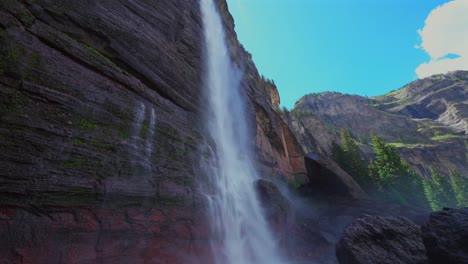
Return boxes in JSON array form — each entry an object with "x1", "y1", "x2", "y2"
[
  {"x1": 287, "y1": 71, "x2": 468, "y2": 178},
  {"x1": 1, "y1": 0, "x2": 465, "y2": 263}
]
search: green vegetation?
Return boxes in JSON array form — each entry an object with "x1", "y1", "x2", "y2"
[
  {"x1": 290, "y1": 109, "x2": 315, "y2": 118},
  {"x1": 388, "y1": 142, "x2": 430, "y2": 149},
  {"x1": 64, "y1": 33, "x2": 117, "y2": 67},
  {"x1": 331, "y1": 130, "x2": 429, "y2": 208},
  {"x1": 324, "y1": 123, "x2": 339, "y2": 137},
  {"x1": 430, "y1": 133, "x2": 463, "y2": 141},
  {"x1": 332, "y1": 130, "x2": 370, "y2": 190},
  {"x1": 260, "y1": 74, "x2": 275, "y2": 85},
  {"x1": 79, "y1": 118, "x2": 97, "y2": 130},
  {"x1": 450, "y1": 170, "x2": 468, "y2": 207},
  {"x1": 288, "y1": 173, "x2": 308, "y2": 189},
  {"x1": 333, "y1": 129, "x2": 468, "y2": 210},
  {"x1": 422, "y1": 168, "x2": 468, "y2": 210},
  {"x1": 117, "y1": 126, "x2": 131, "y2": 138},
  {"x1": 368, "y1": 131, "x2": 428, "y2": 207},
  {"x1": 80, "y1": 42, "x2": 117, "y2": 67},
  {"x1": 466, "y1": 142, "x2": 468, "y2": 162},
  {"x1": 423, "y1": 168, "x2": 454, "y2": 210}
]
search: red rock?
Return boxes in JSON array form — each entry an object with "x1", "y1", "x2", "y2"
[
  {"x1": 162, "y1": 207, "x2": 193, "y2": 221},
  {"x1": 149, "y1": 210, "x2": 166, "y2": 222}
]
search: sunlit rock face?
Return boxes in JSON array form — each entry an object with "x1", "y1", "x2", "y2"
[
  {"x1": 288, "y1": 71, "x2": 468, "y2": 178},
  {"x1": 0, "y1": 0, "x2": 304, "y2": 262}
]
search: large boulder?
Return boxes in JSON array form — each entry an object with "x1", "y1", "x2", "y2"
[
  {"x1": 301, "y1": 153, "x2": 366, "y2": 199},
  {"x1": 422, "y1": 207, "x2": 468, "y2": 264},
  {"x1": 336, "y1": 214, "x2": 428, "y2": 264}
]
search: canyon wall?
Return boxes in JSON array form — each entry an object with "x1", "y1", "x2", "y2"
[{"x1": 0, "y1": 0, "x2": 305, "y2": 263}]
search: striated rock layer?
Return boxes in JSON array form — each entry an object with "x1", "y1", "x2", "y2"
[{"x1": 0, "y1": 0, "x2": 305, "y2": 262}]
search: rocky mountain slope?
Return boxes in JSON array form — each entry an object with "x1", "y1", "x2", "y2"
[{"x1": 288, "y1": 71, "x2": 468, "y2": 178}]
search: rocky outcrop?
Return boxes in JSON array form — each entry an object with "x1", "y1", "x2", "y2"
[
  {"x1": 422, "y1": 207, "x2": 468, "y2": 264},
  {"x1": 380, "y1": 71, "x2": 468, "y2": 134},
  {"x1": 336, "y1": 215, "x2": 428, "y2": 264},
  {"x1": 288, "y1": 72, "x2": 468, "y2": 178},
  {"x1": 285, "y1": 112, "x2": 331, "y2": 156},
  {"x1": 255, "y1": 108, "x2": 306, "y2": 182},
  {"x1": 0, "y1": 0, "x2": 305, "y2": 262},
  {"x1": 301, "y1": 153, "x2": 366, "y2": 199}
]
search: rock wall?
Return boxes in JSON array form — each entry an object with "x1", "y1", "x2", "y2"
[{"x1": 0, "y1": 0, "x2": 304, "y2": 262}]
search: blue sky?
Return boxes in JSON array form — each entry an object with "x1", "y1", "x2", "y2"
[{"x1": 226, "y1": 0, "x2": 468, "y2": 108}]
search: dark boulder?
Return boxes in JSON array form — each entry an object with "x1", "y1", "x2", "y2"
[
  {"x1": 301, "y1": 153, "x2": 366, "y2": 199},
  {"x1": 422, "y1": 207, "x2": 468, "y2": 264},
  {"x1": 336, "y1": 214, "x2": 428, "y2": 264}
]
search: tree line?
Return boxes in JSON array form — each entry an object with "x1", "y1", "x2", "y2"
[{"x1": 331, "y1": 130, "x2": 468, "y2": 210}]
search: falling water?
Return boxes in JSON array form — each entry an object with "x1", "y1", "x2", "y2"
[
  {"x1": 144, "y1": 108, "x2": 156, "y2": 166},
  {"x1": 200, "y1": 0, "x2": 283, "y2": 263},
  {"x1": 129, "y1": 103, "x2": 156, "y2": 188}
]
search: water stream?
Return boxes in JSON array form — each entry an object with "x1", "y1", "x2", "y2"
[
  {"x1": 129, "y1": 103, "x2": 156, "y2": 189},
  {"x1": 200, "y1": 0, "x2": 284, "y2": 263}
]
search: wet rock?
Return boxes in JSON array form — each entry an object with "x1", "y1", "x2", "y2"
[
  {"x1": 255, "y1": 179, "x2": 292, "y2": 226},
  {"x1": 336, "y1": 214, "x2": 428, "y2": 264},
  {"x1": 422, "y1": 207, "x2": 468, "y2": 264}
]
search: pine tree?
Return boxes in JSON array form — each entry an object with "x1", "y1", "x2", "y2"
[
  {"x1": 331, "y1": 140, "x2": 347, "y2": 169},
  {"x1": 422, "y1": 178, "x2": 434, "y2": 208},
  {"x1": 340, "y1": 130, "x2": 369, "y2": 187},
  {"x1": 450, "y1": 170, "x2": 468, "y2": 207},
  {"x1": 369, "y1": 131, "x2": 428, "y2": 208},
  {"x1": 370, "y1": 131, "x2": 405, "y2": 186},
  {"x1": 424, "y1": 167, "x2": 457, "y2": 211},
  {"x1": 331, "y1": 131, "x2": 370, "y2": 191}
]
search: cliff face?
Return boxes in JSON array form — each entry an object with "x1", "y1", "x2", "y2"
[
  {"x1": 0, "y1": 0, "x2": 304, "y2": 262},
  {"x1": 288, "y1": 71, "x2": 468, "y2": 178}
]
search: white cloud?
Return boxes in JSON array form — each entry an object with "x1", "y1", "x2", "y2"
[{"x1": 415, "y1": 0, "x2": 468, "y2": 78}]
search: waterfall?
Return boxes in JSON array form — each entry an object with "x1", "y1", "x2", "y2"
[
  {"x1": 129, "y1": 103, "x2": 156, "y2": 186},
  {"x1": 200, "y1": 0, "x2": 283, "y2": 263}
]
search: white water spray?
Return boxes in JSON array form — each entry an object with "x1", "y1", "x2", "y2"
[
  {"x1": 200, "y1": 0, "x2": 283, "y2": 263},
  {"x1": 129, "y1": 103, "x2": 156, "y2": 185}
]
